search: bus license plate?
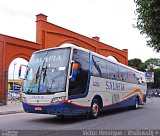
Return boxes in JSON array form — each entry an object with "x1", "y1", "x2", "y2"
[{"x1": 35, "y1": 107, "x2": 42, "y2": 111}]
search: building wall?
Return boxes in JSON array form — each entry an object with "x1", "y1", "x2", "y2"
[{"x1": 0, "y1": 13, "x2": 128, "y2": 104}]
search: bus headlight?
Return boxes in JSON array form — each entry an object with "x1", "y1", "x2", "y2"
[
  {"x1": 51, "y1": 96, "x2": 66, "y2": 103},
  {"x1": 22, "y1": 96, "x2": 27, "y2": 102}
]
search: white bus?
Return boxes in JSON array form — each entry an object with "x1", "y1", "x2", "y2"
[{"x1": 20, "y1": 44, "x2": 147, "y2": 118}]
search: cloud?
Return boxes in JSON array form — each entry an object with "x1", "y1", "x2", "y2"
[{"x1": 0, "y1": 0, "x2": 159, "y2": 64}]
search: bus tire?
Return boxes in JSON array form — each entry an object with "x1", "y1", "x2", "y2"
[
  {"x1": 90, "y1": 99, "x2": 100, "y2": 119},
  {"x1": 133, "y1": 97, "x2": 139, "y2": 110},
  {"x1": 57, "y1": 115, "x2": 65, "y2": 118}
]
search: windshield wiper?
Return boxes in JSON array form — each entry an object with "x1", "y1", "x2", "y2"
[
  {"x1": 35, "y1": 66, "x2": 40, "y2": 83},
  {"x1": 37, "y1": 51, "x2": 49, "y2": 93},
  {"x1": 26, "y1": 89, "x2": 32, "y2": 94},
  {"x1": 26, "y1": 83, "x2": 36, "y2": 94},
  {"x1": 42, "y1": 66, "x2": 48, "y2": 83},
  {"x1": 25, "y1": 67, "x2": 40, "y2": 94}
]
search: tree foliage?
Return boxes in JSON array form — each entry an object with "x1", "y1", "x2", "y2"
[
  {"x1": 144, "y1": 58, "x2": 160, "y2": 70},
  {"x1": 134, "y1": 0, "x2": 160, "y2": 52},
  {"x1": 128, "y1": 58, "x2": 145, "y2": 71},
  {"x1": 129, "y1": 58, "x2": 160, "y2": 70},
  {"x1": 128, "y1": 58, "x2": 142, "y2": 68}
]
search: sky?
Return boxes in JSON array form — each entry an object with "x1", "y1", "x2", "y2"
[
  {"x1": 8, "y1": 58, "x2": 28, "y2": 79},
  {"x1": 0, "y1": 0, "x2": 159, "y2": 79}
]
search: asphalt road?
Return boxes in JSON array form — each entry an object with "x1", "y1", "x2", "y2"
[{"x1": 0, "y1": 97, "x2": 160, "y2": 136}]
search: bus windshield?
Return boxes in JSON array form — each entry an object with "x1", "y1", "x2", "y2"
[{"x1": 23, "y1": 48, "x2": 71, "y2": 94}]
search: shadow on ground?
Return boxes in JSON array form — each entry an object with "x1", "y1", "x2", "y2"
[{"x1": 30, "y1": 106, "x2": 144, "y2": 124}]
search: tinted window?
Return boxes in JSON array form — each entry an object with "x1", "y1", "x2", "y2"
[
  {"x1": 90, "y1": 54, "x2": 144, "y2": 85},
  {"x1": 128, "y1": 70, "x2": 137, "y2": 84},
  {"x1": 118, "y1": 66, "x2": 128, "y2": 81},
  {"x1": 92, "y1": 55, "x2": 108, "y2": 78},
  {"x1": 69, "y1": 49, "x2": 89, "y2": 96},
  {"x1": 23, "y1": 48, "x2": 70, "y2": 94},
  {"x1": 108, "y1": 62, "x2": 119, "y2": 80}
]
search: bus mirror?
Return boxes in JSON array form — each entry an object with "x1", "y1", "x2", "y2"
[
  {"x1": 138, "y1": 79, "x2": 142, "y2": 84},
  {"x1": 18, "y1": 65, "x2": 27, "y2": 79},
  {"x1": 72, "y1": 63, "x2": 79, "y2": 71},
  {"x1": 138, "y1": 77, "x2": 143, "y2": 84},
  {"x1": 69, "y1": 63, "x2": 79, "y2": 81}
]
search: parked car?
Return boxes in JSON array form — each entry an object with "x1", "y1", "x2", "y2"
[{"x1": 155, "y1": 89, "x2": 160, "y2": 97}]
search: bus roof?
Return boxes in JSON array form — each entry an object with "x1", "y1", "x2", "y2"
[{"x1": 33, "y1": 44, "x2": 145, "y2": 75}]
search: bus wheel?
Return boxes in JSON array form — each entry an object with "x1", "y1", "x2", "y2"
[
  {"x1": 90, "y1": 99, "x2": 100, "y2": 119},
  {"x1": 134, "y1": 97, "x2": 139, "y2": 109},
  {"x1": 57, "y1": 115, "x2": 65, "y2": 118}
]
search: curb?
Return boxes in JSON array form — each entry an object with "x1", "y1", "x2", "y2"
[{"x1": 0, "y1": 110, "x2": 24, "y2": 115}]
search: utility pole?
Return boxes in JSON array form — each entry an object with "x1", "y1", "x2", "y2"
[{"x1": 13, "y1": 63, "x2": 17, "y2": 91}]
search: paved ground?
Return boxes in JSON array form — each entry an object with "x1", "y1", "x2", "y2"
[
  {"x1": 0, "y1": 98, "x2": 160, "y2": 136},
  {"x1": 0, "y1": 101, "x2": 23, "y2": 115}
]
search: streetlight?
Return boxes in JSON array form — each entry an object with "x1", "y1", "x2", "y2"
[{"x1": 13, "y1": 63, "x2": 17, "y2": 92}]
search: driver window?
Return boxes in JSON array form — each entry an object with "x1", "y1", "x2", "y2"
[{"x1": 69, "y1": 49, "x2": 89, "y2": 96}]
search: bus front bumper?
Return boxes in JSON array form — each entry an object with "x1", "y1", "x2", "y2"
[{"x1": 22, "y1": 101, "x2": 90, "y2": 116}]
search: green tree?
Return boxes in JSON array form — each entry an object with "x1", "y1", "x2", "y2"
[
  {"x1": 128, "y1": 58, "x2": 142, "y2": 67},
  {"x1": 143, "y1": 58, "x2": 160, "y2": 89},
  {"x1": 134, "y1": 0, "x2": 160, "y2": 52},
  {"x1": 128, "y1": 58, "x2": 145, "y2": 71},
  {"x1": 144, "y1": 58, "x2": 160, "y2": 70}
]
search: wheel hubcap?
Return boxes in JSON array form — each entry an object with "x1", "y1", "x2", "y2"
[
  {"x1": 92, "y1": 103, "x2": 99, "y2": 116},
  {"x1": 136, "y1": 100, "x2": 139, "y2": 109}
]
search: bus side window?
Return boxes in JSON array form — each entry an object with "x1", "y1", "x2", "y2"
[
  {"x1": 92, "y1": 56, "x2": 108, "y2": 78},
  {"x1": 92, "y1": 56, "x2": 102, "y2": 77},
  {"x1": 128, "y1": 71, "x2": 138, "y2": 84},
  {"x1": 118, "y1": 66, "x2": 128, "y2": 82},
  {"x1": 108, "y1": 62, "x2": 119, "y2": 80}
]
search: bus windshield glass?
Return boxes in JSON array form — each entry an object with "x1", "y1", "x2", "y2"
[{"x1": 23, "y1": 47, "x2": 71, "y2": 94}]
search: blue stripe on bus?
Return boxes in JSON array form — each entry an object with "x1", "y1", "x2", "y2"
[
  {"x1": 22, "y1": 94, "x2": 143, "y2": 116},
  {"x1": 103, "y1": 94, "x2": 143, "y2": 110},
  {"x1": 22, "y1": 102, "x2": 90, "y2": 115}
]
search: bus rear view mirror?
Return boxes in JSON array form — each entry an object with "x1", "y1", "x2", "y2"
[
  {"x1": 69, "y1": 63, "x2": 79, "y2": 81},
  {"x1": 18, "y1": 65, "x2": 27, "y2": 79}
]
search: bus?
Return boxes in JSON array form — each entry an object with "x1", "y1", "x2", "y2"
[{"x1": 20, "y1": 44, "x2": 147, "y2": 119}]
